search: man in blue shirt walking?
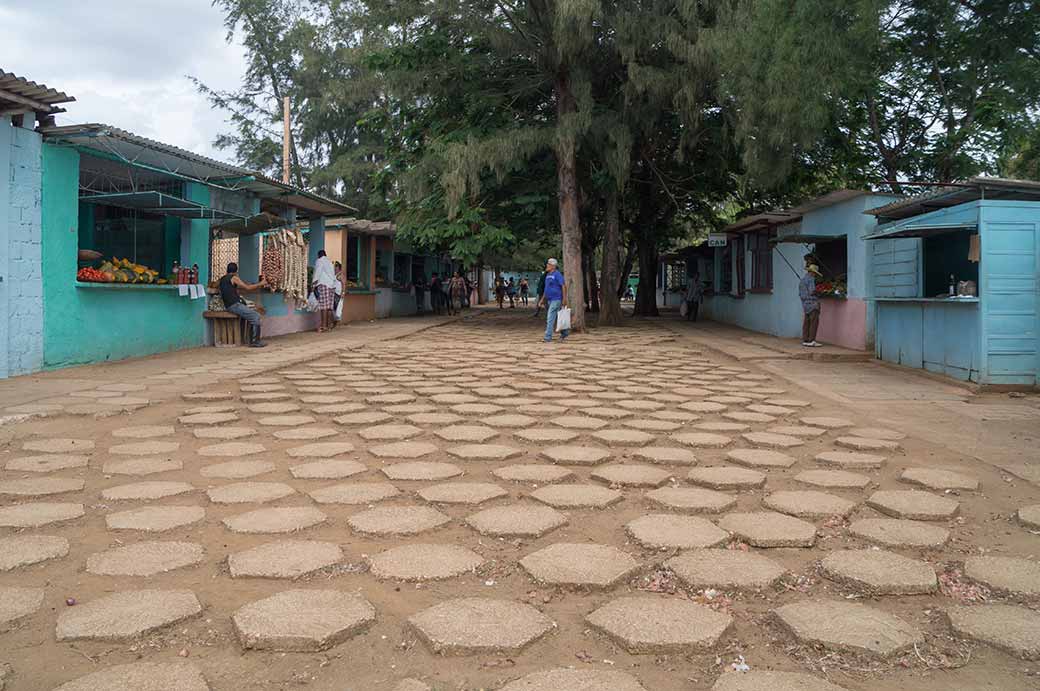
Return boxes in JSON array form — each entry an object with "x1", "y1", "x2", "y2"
[{"x1": 538, "y1": 258, "x2": 569, "y2": 342}]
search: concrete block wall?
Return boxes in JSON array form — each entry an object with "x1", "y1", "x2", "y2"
[{"x1": 1, "y1": 119, "x2": 45, "y2": 377}]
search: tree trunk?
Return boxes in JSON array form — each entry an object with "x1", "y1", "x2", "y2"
[
  {"x1": 586, "y1": 255, "x2": 600, "y2": 313},
  {"x1": 633, "y1": 234, "x2": 659, "y2": 317},
  {"x1": 599, "y1": 192, "x2": 623, "y2": 326},
  {"x1": 477, "y1": 267, "x2": 488, "y2": 304},
  {"x1": 618, "y1": 240, "x2": 636, "y2": 298},
  {"x1": 554, "y1": 70, "x2": 585, "y2": 330}
]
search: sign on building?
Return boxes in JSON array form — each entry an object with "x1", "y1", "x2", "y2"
[{"x1": 707, "y1": 233, "x2": 728, "y2": 247}]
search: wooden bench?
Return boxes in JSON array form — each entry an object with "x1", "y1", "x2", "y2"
[{"x1": 204, "y1": 311, "x2": 247, "y2": 347}]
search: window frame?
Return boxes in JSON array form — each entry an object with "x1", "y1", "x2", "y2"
[{"x1": 749, "y1": 229, "x2": 774, "y2": 293}]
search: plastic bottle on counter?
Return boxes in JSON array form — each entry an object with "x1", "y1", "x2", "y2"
[
  {"x1": 949, "y1": 274, "x2": 955, "y2": 296},
  {"x1": 172, "y1": 260, "x2": 180, "y2": 284}
]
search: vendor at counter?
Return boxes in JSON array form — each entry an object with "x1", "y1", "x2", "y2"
[{"x1": 219, "y1": 262, "x2": 269, "y2": 348}]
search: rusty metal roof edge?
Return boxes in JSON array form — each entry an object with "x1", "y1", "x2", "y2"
[{"x1": 0, "y1": 70, "x2": 76, "y2": 112}]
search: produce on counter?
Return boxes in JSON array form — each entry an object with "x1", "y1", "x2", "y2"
[{"x1": 78, "y1": 257, "x2": 161, "y2": 284}]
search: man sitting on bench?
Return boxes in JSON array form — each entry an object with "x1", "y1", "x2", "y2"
[{"x1": 220, "y1": 262, "x2": 269, "y2": 347}]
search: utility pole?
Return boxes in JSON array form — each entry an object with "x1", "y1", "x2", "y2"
[{"x1": 282, "y1": 96, "x2": 291, "y2": 184}]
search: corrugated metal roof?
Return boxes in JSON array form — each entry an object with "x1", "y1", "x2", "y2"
[
  {"x1": 786, "y1": 189, "x2": 874, "y2": 215},
  {"x1": 723, "y1": 211, "x2": 799, "y2": 233},
  {"x1": 40, "y1": 123, "x2": 356, "y2": 217},
  {"x1": 0, "y1": 70, "x2": 75, "y2": 115},
  {"x1": 321, "y1": 217, "x2": 396, "y2": 237},
  {"x1": 866, "y1": 177, "x2": 1040, "y2": 220}
]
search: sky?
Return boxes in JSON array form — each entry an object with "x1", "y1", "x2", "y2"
[{"x1": 0, "y1": 0, "x2": 247, "y2": 160}]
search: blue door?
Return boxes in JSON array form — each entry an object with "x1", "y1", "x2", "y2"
[{"x1": 981, "y1": 220, "x2": 1038, "y2": 385}]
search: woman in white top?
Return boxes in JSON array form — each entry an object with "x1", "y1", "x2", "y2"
[{"x1": 312, "y1": 250, "x2": 337, "y2": 333}]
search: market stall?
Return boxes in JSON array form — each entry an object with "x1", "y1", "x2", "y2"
[{"x1": 864, "y1": 178, "x2": 1040, "y2": 385}]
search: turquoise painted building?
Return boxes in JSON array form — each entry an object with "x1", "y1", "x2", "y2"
[{"x1": 865, "y1": 178, "x2": 1040, "y2": 386}]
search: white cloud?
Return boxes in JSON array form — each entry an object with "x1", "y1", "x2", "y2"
[{"x1": 0, "y1": 0, "x2": 247, "y2": 160}]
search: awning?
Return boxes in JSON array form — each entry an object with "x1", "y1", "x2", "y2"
[
  {"x1": 211, "y1": 212, "x2": 291, "y2": 236},
  {"x1": 863, "y1": 222, "x2": 977, "y2": 241},
  {"x1": 81, "y1": 191, "x2": 249, "y2": 220},
  {"x1": 0, "y1": 70, "x2": 74, "y2": 116},
  {"x1": 771, "y1": 233, "x2": 846, "y2": 244}
]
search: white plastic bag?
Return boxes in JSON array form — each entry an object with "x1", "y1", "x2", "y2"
[
  {"x1": 306, "y1": 293, "x2": 319, "y2": 312},
  {"x1": 679, "y1": 301, "x2": 689, "y2": 317},
  {"x1": 555, "y1": 306, "x2": 571, "y2": 332},
  {"x1": 334, "y1": 299, "x2": 343, "y2": 321}
]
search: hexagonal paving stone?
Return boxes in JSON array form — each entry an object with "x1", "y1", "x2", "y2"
[
  {"x1": 105, "y1": 506, "x2": 204, "y2": 532},
  {"x1": 848, "y1": 427, "x2": 906, "y2": 441},
  {"x1": 192, "y1": 426, "x2": 256, "y2": 441},
  {"x1": 726, "y1": 449, "x2": 797, "y2": 469},
  {"x1": 520, "y1": 543, "x2": 639, "y2": 588},
  {"x1": 308, "y1": 482, "x2": 400, "y2": 505},
  {"x1": 228, "y1": 540, "x2": 343, "y2": 578},
  {"x1": 1018, "y1": 505, "x2": 1040, "y2": 530},
  {"x1": 493, "y1": 464, "x2": 575, "y2": 484},
  {"x1": 207, "y1": 482, "x2": 296, "y2": 505},
  {"x1": 275, "y1": 426, "x2": 339, "y2": 440},
  {"x1": 200, "y1": 460, "x2": 275, "y2": 479},
  {"x1": 86, "y1": 541, "x2": 205, "y2": 576},
  {"x1": 645, "y1": 487, "x2": 735, "y2": 514},
  {"x1": 0, "y1": 586, "x2": 44, "y2": 626},
  {"x1": 626, "y1": 514, "x2": 728, "y2": 550},
  {"x1": 800, "y1": 416, "x2": 853, "y2": 429},
  {"x1": 0, "y1": 477, "x2": 83, "y2": 497},
  {"x1": 667, "y1": 549, "x2": 785, "y2": 590},
  {"x1": 590, "y1": 464, "x2": 671, "y2": 488},
  {"x1": 515, "y1": 428, "x2": 581, "y2": 443},
  {"x1": 452, "y1": 403, "x2": 504, "y2": 415},
  {"x1": 687, "y1": 467, "x2": 766, "y2": 490},
  {"x1": 178, "y1": 412, "x2": 240, "y2": 426},
  {"x1": 630, "y1": 446, "x2": 698, "y2": 466},
  {"x1": 23, "y1": 438, "x2": 94, "y2": 454},
  {"x1": 590, "y1": 430, "x2": 656, "y2": 448},
  {"x1": 52, "y1": 662, "x2": 210, "y2": 691},
  {"x1": 418, "y1": 482, "x2": 508, "y2": 505},
  {"x1": 6, "y1": 454, "x2": 89, "y2": 473},
  {"x1": 711, "y1": 671, "x2": 850, "y2": 691},
  {"x1": 257, "y1": 414, "x2": 316, "y2": 427},
  {"x1": 101, "y1": 481, "x2": 194, "y2": 502},
  {"x1": 110, "y1": 441, "x2": 180, "y2": 456},
  {"x1": 446, "y1": 444, "x2": 523, "y2": 461},
  {"x1": 551, "y1": 415, "x2": 609, "y2": 431},
  {"x1": 368, "y1": 544, "x2": 484, "y2": 581},
  {"x1": 381, "y1": 461, "x2": 462, "y2": 481},
  {"x1": 290, "y1": 459, "x2": 367, "y2": 480},
  {"x1": 286, "y1": 442, "x2": 356, "y2": 458},
  {"x1": 964, "y1": 556, "x2": 1040, "y2": 596},
  {"x1": 370, "y1": 441, "x2": 440, "y2": 459},
  {"x1": 672, "y1": 432, "x2": 732, "y2": 449},
  {"x1": 124, "y1": 439, "x2": 193, "y2": 465},
  {"x1": 719, "y1": 512, "x2": 816, "y2": 547},
  {"x1": 248, "y1": 402, "x2": 301, "y2": 414},
  {"x1": 467, "y1": 504, "x2": 568, "y2": 537},
  {"x1": 479, "y1": 414, "x2": 538, "y2": 429},
  {"x1": 586, "y1": 596, "x2": 732, "y2": 653},
  {"x1": 764, "y1": 491, "x2": 856, "y2": 519},
  {"x1": 866, "y1": 490, "x2": 958, "y2": 520},
  {"x1": 848, "y1": 518, "x2": 950, "y2": 549},
  {"x1": 0, "y1": 502, "x2": 84, "y2": 528},
  {"x1": 360, "y1": 424, "x2": 424, "y2": 442},
  {"x1": 821, "y1": 549, "x2": 937, "y2": 594},
  {"x1": 539, "y1": 445, "x2": 611, "y2": 466},
  {"x1": 815, "y1": 451, "x2": 886, "y2": 470},
  {"x1": 112, "y1": 425, "x2": 175, "y2": 439},
  {"x1": 348, "y1": 505, "x2": 450, "y2": 535},
  {"x1": 233, "y1": 589, "x2": 376, "y2": 651},
  {"x1": 335, "y1": 411, "x2": 391, "y2": 426},
  {"x1": 56, "y1": 589, "x2": 202, "y2": 641},
  {"x1": 434, "y1": 425, "x2": 499, "y2": 443},
  {"x1": 197, "y1": 442, "x2": 266, "y2": 458},
  {"x1": 531, "y1": 484, "x2": 622, "y2": 509},
  {"x1": 794, "y1": 469, "x2": 871, "y2": 489},
  {"x1": 0, "y1": 535, "x2": 69, "y2": 571},
  {"x1": 499, "y1": 668, "x2": 647, "y2": 691},
  {"x1": 947, "y1": 604, "x2": 1040, "y2": 659},
  {"x1": 768, "y1": 425, "x2": 828, "y2": 438},
  {"x1": 223, "y1": 507, "x2": 328, "y2": 534},
  {"x1": 741, "y1": 432, "x2": 804, "y2": 449},
  {"x1": 408, "y1": 598, "x2": 554, "y2": 655},
  {"x1": 184, "y1": 391, "x2": 234, "y2": 401},
  {"x1": 724, "y1": 411, "x2": 776, "y2": 424},
  {"x1": 836, "y1": 436, "x2": 900, "y2": 452},
  {"x1": 622, "y1": 418, "x2": 682, "y2": 432},
  {"x1": 773, "y1": 600, "x2": 922, "y2": 657},
  {"x1": 899, "y1": 467, "x2": 978, "y2": 491}
]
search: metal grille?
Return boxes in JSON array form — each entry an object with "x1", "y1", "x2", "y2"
[{"x1": 210, "y1": 236, "x2": 239, "y2": 277}]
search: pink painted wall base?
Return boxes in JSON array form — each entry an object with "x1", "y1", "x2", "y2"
[{"x1": 816, "y1": 297, "x2": 867, "y2": 350}]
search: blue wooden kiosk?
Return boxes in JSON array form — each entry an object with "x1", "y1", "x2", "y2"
[{"x1": 864, "y1": 178, "x2": 1040, "y2": 386}]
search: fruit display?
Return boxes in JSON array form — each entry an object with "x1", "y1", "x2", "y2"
[{"x1": 77, "y1": 257, "x2": 161, "y2": 284}]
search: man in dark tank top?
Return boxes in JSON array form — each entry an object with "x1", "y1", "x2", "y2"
[{"x1": 220, "y1": 262, "x2": 269, "y2": 347}]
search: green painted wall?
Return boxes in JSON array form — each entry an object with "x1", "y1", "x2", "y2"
[{"x1": 41, "y1": 144, "x2": 209, "y2": 370}]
